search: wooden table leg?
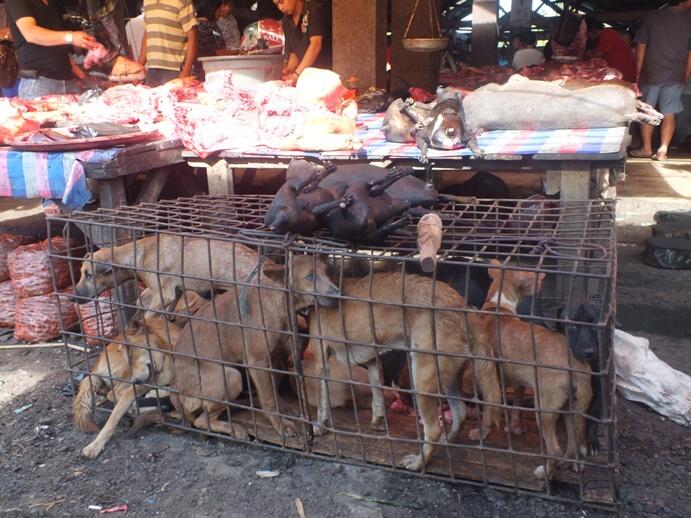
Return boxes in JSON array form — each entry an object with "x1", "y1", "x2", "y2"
[
  {"x1": 207, "y1": 159, "x2": 235, "y2": 195},
  {"x1": 559, "y1": 161, "x2": 591, "y2": 201},
  {"x1": 134, "y1": 167, "x2": 171, "y2": 205}
]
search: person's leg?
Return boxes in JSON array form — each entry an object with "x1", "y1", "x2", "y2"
[
  {"x1": 631, "y1": 85, "x2": 660, "y2": 157},
  {"x1": 653, "y1": 84, "x2": 685, "y2": 161},
  {"x1": 145, "y1": 68, "x2": 178, "y2": 87}
]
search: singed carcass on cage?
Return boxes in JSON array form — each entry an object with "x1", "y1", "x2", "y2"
[{"x1": 264, "y1": 159, "x2": 438, "y2": 243}]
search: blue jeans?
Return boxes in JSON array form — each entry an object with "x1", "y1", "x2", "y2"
[
  {"x1": 145, "y1": 68, "x2": 178, "y2": 87},
  {"x1": 18, "y1": 77, "x2": 79, "y2": 100}
]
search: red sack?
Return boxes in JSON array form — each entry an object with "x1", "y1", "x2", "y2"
[
  {"x1": 8, "y1": 237, "x2": 79, "y2": 298},
  {"x1": 0, "y1": 280, "x2": 17, "y2": 327},
  {"x1": 78, "y1": 289, "x2": 118, "y2": 345},
  {"x1": 0, "y1": 234, "x2": 33, "y2": 282},
  {"x1": 14, "y1": 290, "x2": 78, "y2": 342}
]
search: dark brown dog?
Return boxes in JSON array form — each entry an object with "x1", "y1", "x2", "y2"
[
  {"x1": 307, "y1": 272, "x2": 502, "y2": 471},
  {"x1": 476, "y1": 261, "x2": 593, "y2": 480}
]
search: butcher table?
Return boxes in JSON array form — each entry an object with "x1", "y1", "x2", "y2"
[
  {"x1": 183, "y1": 113, "x2": 630, "y2": 201},
  {"x1": 0, "y1": 138, "x2": 184, "y2": 211}
]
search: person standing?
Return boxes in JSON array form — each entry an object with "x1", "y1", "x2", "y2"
[
  {"x1": 216, "y1": 1, "x2": 240, "y2": 50},
  {"x1": 140, "y1": 0, "x2": 198, "y2": 86},
  {"x1": 511, "y1": 31, "x2": 544, "y2": 69},
  {"x1": 631, "y1": 0, "x2": 691, "y2": 161},
  {"x1": 4, "y1": 0, "x2": 97, "y2": 99},
  {"x1": 585, "y1": 17, "x2": 636, "y2": 83},
  {"x1": 273, "y1": 0, "x2": 331, "y2": 83}
]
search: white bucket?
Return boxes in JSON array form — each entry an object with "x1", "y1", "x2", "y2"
[{"x1": 199, "y1": 54, "x2": 283, "y2": 88}]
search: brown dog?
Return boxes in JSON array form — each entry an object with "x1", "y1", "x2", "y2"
[
  {"x1": 130, "y1": 254, "x2": 341, "y2": 440},
  {"x1": 477, "y1": 261, "x2": 593, "y2": 480},
  {"x1": 74, "y1": 234, "x2": 262, "y2": 319},
  {"x1": 307, "y1": 272, "x2": 502, "y2": 472},
  {"x1": 73, "y1": 317, "x2": 182, "y2": 459}
]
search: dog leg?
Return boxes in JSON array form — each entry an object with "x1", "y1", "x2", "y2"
[
  {"x1": 367, "y1": 359, "x2": 386, "y2": 431},
  {"x1": 402, "y1": 355, "x2": 442, "y2": 471},
  {"x1": 445, "y1": 382, "x2": 466, "y2": 443},
  {"x1": 144, "y1": 282, "x2": 178, "y2": 320},
  {"x1": 311, "y1": 340, "x2": 332, "y2": 436},
  {"x1": 509, "y1": 386, "x2": 526, "y2": 435},
  {"x1": 533, "y1": 410, "x2": 562, "y2": 481},
  {"x1": 193, "y1": 411, "x2": 249, "y2": 441},
  {"x1": 247, "y1": 359, "x2": 299, "y2": 438},
  {"x1": 82, "y1": 383, "x2": 141, "y2": 459}
]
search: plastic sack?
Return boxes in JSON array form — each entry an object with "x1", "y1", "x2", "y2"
[
  {"x1": 0, "y1": 280, "x2": 17, "y2": 327},
  {"x1": 0, "y1": 234, "x2": 33, "y2": 282},
  {"x1": 240, "y1": 19, "x2": 284, "y2": 51},
  {"x1": 14, "y1": 290, "x2": 78, "y2": 342},
  {"x1": 78, "y1": 289, "x2": 118, "y2": 345},
  {"x1": 614, "y1": 329, "x2": 691, "y2": 426},
  {"x1": 8, "y1": 237, "x2": 80, "y2": 298}
]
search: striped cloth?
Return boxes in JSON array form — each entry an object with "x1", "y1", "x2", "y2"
[
  {"x1": 220, "y1": 113, "x2": 628, "y2": 160},
  {"x1": 143, "y1": 0, "x2": 198, "y2": 72},
  {"x1": 0, "y1": 148, "x2": 118, "y2": 209}
]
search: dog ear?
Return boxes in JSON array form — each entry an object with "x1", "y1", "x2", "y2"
[
  {"x1": 487, "y1": 259, "x2": 502, "y2": 282},
  {"x1": 95, "y1": 262, "x2": 113, "y2": 275},
  {"x1": 262, "y1": 264, "x2": 287, "y2": 284}
]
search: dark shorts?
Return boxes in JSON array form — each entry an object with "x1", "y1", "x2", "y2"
[
  {"x1": 145, "y1": 68, "x2": 179, "y2": 87},
  {"x1": 641, "y1": 84, "x2": 684, "y2": 115}
]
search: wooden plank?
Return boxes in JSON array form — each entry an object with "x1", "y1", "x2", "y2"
[
  {"x1": 133, "y1": 167, "x2": 171, "y2": 205},
  {"x1": 560, "y1": 162, "x2": 592, "y2": 201},
  {"x1": 206, "y1": 160, "x2": 235, "y2": 195},
  {"x1": 84, "y1": 139, "x2": 183, "y2": 180}
]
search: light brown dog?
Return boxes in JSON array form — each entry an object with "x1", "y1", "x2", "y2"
[
  {"x1": 130, "y1": 254, "x2": 341, "y2": 440},
  {"x1": 73, "y1": 317, "x2": 182, "y2": 459},
  {"x1": 74, "y1": 234, "x2": 262, "y2": 318},
  {"x1": 477, "y1": 261, "x2": 593, "y2": 480},
  {"x1": 307, "y1": 272, "x2": 502, "y2": 472}
]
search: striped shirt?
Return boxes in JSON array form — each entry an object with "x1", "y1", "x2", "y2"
[{"x1": 143, "y1": 0, "x2": 198, "y2": 72}]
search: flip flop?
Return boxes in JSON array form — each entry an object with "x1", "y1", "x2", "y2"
[
  {"x1": 629, "y1": 149, "x2": 653, "y2": 158},
  {"x1": 652, "y1": 153, "x2": 668, "y2": 162}
]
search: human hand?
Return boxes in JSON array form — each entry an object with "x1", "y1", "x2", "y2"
[{"x1": 73, "y1": 31, "x2": 98, "y2": 50}]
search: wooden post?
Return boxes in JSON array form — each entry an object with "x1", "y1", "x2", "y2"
[
  {"x1": 471, "y1": 0, "x2": 498, "y2": 66},
  {"x1": 391, "y1": 0, "x2": 442, "y2": 93},
  {"x1": 332, "y1": 0, "x2": 387, "y2": 89}
]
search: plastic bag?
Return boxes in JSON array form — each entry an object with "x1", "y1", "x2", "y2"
[
  {"x1": 0, "y1": 280, "x2": 17, "y2": 327},
  {"x1": 0, "y1": 234, "x2": 33, "y2": 282},
  {"x1": 240, "y1": 19, "x2": 284, "y2": 51},
  {"x1": 614, "y1": 329, "x2": 691, "y2": 426},
  {"x1": 78, "y1": 289, "x2": 118, "y2": 345},
  {"x1": 8, "y1": 237, "x2": 80, "y2": 298},
  {"x1": 14, "y1": 290, "x2": 78, "y2": 342}
]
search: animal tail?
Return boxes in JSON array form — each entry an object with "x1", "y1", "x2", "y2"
[
  {"x1": 72, "y1": 373, "x2": 104, "y2": 433},
  {"x1": 126, "y1": 410, "x2": 166, "y2": 437},
  {"x1": 468, "y1": 322, "x2": 502, "y2": 431}
]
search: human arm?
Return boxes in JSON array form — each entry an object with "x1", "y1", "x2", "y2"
[
  {"x1": 70, "y1": 58, "x2": 86, "y2": 80},
  {"x1": 686, "y1": 50, "x2": 691, "y2": 83},
  {"x1": 139, "y1": 33, "x2": 147, "y2": 66},
  {"x1": 179, "y1": 26, "x2": 197, "y2": 78},
  {"x1": 293, "y1": 35, "x2": 322, "y2": 77},
  {"x1": 283, "y1": 52, "x2": 299, "y2": 78},
  {"x1": 635, "y1": 43, "x2": 647, "y2": 83},
  {"x1": 14, "y1": 17, "x2": 96, "y2": 49}
]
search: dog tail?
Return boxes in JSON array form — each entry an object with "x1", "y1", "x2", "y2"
[
  {"x1": 126, "y1": 410, "x2": 166, "y2": 437},
  {"x1": 73, "y1": 373, "x2": 104, "y2": 433},
  {"x1": 469, "y1": 322, "x2": 502, "y2": 432}
]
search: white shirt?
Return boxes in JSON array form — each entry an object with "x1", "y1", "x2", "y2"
[
  {"x1": 512, "y1": 48, "x2": 545, "y2": 69},
  {"x1": 125, "y1": 14, "x2": 145, "y2": 62}
]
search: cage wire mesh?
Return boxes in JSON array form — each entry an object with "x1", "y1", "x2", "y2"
[{"x1": 48, "y1": 195, "x2": 618, "y2": 508}]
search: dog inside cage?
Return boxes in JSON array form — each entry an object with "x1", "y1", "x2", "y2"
[{"x1": 47, "y1": 196, "x2": 618, "y2": 507}]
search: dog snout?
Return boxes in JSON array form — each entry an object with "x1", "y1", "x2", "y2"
[{"x1": 317, "y1": 295, "x2": 339, "y2": 308}]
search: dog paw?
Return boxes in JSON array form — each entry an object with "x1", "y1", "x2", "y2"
[
  {"x1": 281, "y1": 419, "x2": 300, "y2": 438},
  {"x1": 509, "y1": 423, "x2": 526, "y2": 435},
  {"x1": 587, "y1": 441, "x2": 599, "y2": 457},
  {"x1": 533, "y1": 465, "x2": 546, "y2": 480},
  {"x1": 312, "y1": 422, "x2": 330, "y2": 437},
  {"x1": 401, "y1": 454, "x2": 423, "y2": 471},
  {"x1": 82, "y1": 442, "x2": 103, "y2": 459},
  {"x1": 232, "y1": 424, "x2": 250, "y2": 441},
  {"x1": 370, "y1": 416, "x2": 386, "y2": 432},
  {"x1": 468, "y1": 428, "x2": 481, "y2": 441}
]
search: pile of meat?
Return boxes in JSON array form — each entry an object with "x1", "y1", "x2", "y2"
[
  {"x1": 0, "y1": 68, "x2": 359, "y2": 156},
  {"x1": 440, "y1": 58, "x2": 638, "y2": 95}
]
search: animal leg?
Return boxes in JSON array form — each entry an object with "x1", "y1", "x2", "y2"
[
  {"x1": 312, "y1": 194, "x2": 353, "y2": 217},
  {"x1": 366, "y1": 359, "x2": 386, "y2": 431},
  {"x1": 366, "y1": 167, "x2": 416, "y2": 196},
  {"x1": 401, "y1": 354, "x2": 443, "y2": 471},
  {"x1": 144, "y1": 282, "x2": 178, "y2": 320},
  {"x1": 311, "y1": 340, "x2": 332, "y2": 436},
  {"x1": 373, "y1": 212, "x2": 413, "y2": 241},
  {"x1": 466, "y1": 136, "x2": 484, "y2": 158},
  {"x1": 509, "y1": 386, "x2": 527, "y2": 435},
  {"x1": 533, "y1": 410, "x2": 563, "y2": 481},
  {"x1": 82, "y1": 383, "x2": 142, "y2": 459},
  {"x1": 193, "y1": 410, "x2": 249, "y2": 440},
  {"x1": 247, "y1": 357, "x2": 299, "y2": 438},
  {"x1": 445, "y1": 379, "x2": 467, "y2": 443}
]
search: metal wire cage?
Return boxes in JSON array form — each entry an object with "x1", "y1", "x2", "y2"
[{"x1": 48, "y1": 195, "x2": 617, "y2": 508}]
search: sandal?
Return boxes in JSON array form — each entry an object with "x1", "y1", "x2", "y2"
[
  {"x1": 652, "y1": 151, "x2": 668, "y2": 161},
  {"x1": 629, "y1": 149, "x2": 653, "y2": 158}
]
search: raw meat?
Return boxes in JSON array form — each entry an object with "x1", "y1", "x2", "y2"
[
  {"x1": 83, "y1": 43, "x2": 110, "y2": 69},
  {"x1": 0, "y1": 99, "x2": 40, "y2": 142}
]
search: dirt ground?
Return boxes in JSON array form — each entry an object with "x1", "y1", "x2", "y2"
[{"x1": 0, "y1": 334, "x2": 689, "y2": 518}]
